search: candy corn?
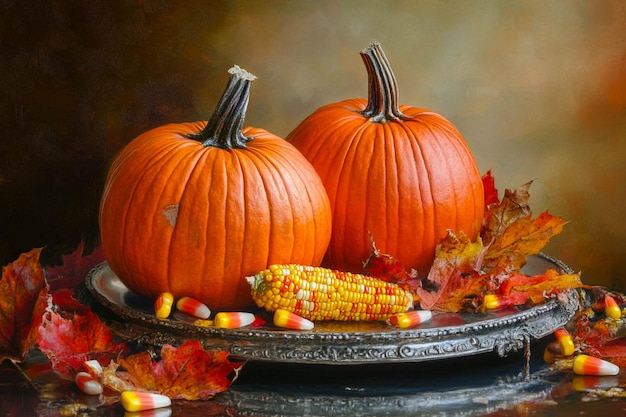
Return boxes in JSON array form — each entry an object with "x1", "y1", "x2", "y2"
[
  {"x1": 388, "y1": 310, "x2": 432, "y2": 328},
  {"x1": 573, "y1": 354, "x2": 620, "y2": 376},
  {"x1": 83, "y1": 359, "x2": 103, "y2": 377},
  {"x1": 120, "y1": 391, "x2": 171, "y2": 412},
  {"x1": 75, "y1": 371, "x2": 103, "y2": 395},
  {"x1": 154, "y1": 292, "x2": 174, "y2": 319},
  {"x1": 273, "y1": 309, "x2": 314, "y2": 330},
  {"x1": 554, "y1": 328, "x2": 576, "y2": 357},
  {"x1": 175, "y1": 296, "x2": 211, "y2": 319},
  {"x1": 483, "y1": 294, "x2": 510, "y2": 310},
  {"x1": 213, "y1": 312, "x2": 256, "y2": 329},
  {"x1": 604, "y1": 295, "x2": 622, "y2": 320}
]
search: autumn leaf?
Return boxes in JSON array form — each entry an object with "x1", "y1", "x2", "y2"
[
  {"x1": 0, "y1": 248, "x2": 51, "y2": 362},
  {"x1": 483, "y1": 211, "x2": 567, "y2": 272},
  {"x1": 499, "y1": 269, "x2": 583, "y2": 303},
  {"x1": 481, "y1": 180, "x2": 533, "y2": 248},
  {"x1": 482, "y1": 169, "x2": 500, "y2": 209},
  {"x1": 44, "y1": 241, "x2": 105, "y2": 294},
  {"x1": 114, "y1": 340, "x2": 244, "y2": 400},
  {"x1": 37, "y1": 309, "x2": 129, "y2": 380},
  {"x1": 415, "y1": 231, "x2": 490, "y2": 311}
]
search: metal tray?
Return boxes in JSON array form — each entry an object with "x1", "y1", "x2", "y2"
[{"x1": 85, "y1": 253, "x2": 579, "y2": 364}]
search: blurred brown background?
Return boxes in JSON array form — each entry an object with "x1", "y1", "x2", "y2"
[{"x1": 1, "y1": 1, "x2": 625, "y2": 289}]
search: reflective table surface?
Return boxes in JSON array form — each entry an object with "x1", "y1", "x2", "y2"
[{"x1": 2, "y1": 343, "x2": 625, "y2": 417}]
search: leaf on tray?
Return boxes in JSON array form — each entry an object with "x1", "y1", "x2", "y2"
[
  {"x1": 44, "y1": 241, "x2": 105, "y2": 294},
  {"x1": 114, "y1": 340, "x2": 244, "y2": 400},
  {"x1": 37, "y1": 309, "x2": 128, "y2": 380},
  {"x1": 0, "y1": 248, "x2": 51, "y2": 362},
  {"x1": 415, "y1": 231, "x2": 490, "y2": 311},
  {"x1": 499, "y1": 269, "x2": 583, "y2": 304}
]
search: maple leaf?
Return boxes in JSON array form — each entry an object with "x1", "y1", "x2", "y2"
[
  {"x1": 0, "y1": 248, "x2": 51, "y2": 362},
  {"x1": 37, "y1": 309, "x2": 129, "y2": 380},
  {"x1": 44, "y1": 241, "x2": 105, "y2": 294},
  {"x1": 113, "y1": 340, "x2": 244, "y2": 400},
  {"x1": 481, "y1": 180, "x2": 533, "y2": 248}
]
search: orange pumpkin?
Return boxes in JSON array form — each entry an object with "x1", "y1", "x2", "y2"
[
  {"x1": 99, "y1": 66, "x2": 332, "y2": 311},
  {"x1": 287, "y1": 43, "x2": 484, "y2": 276}
]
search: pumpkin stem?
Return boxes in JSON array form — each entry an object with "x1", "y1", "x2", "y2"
[
  {"x1": 186, "y1": 65, "x2": 256, "y2": 149},
  {"x1": 360, "y1": 42, "x2": 410, "y2": 123}
]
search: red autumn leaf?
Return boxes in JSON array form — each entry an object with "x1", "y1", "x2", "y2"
[
  {"x1": 0, "y1": 248, "x2": 50, "y2": 362},
  {"x1": 363, "y1": 233, "x2": 420, "y2": 295},
  {"x1": 44, "y1": 241, "x2": 105, "y2": 294},
  {"x1": 591, "y1": 337, "x2": 626, "y2": 367},
  {"x1": 115, "y1": 340, "x2": 244, "y2": 400},
  {"x1": 37, "y1": 309, "x2": 128, "y2": 380},
  {"x1": 499, "y1": 269, "x2": 583, "y2": 304},
  {"x1": 482, "y1": 169, "x2": 500, "y2": 209}
]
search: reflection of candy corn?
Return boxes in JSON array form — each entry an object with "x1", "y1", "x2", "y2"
[
  {"x1": 75, "y1": 371, "x2": 103, "y2": 395},
  {"x1": 124, "y1": 408, "x2": 173, "y2": 417},
  {"x1": 175, "y1": 296, "x2": 211, "y2": 319},
  {"x1": 154, "y1": 292, "x2": 174, "y2": 319},
  {"x1": 554, "y1": 328, "x2": 576, "y2": 357},
  {"x1": 273, "y1": 309, "x2": 314, "y2": 330},
  {"x1": 214, "y1": 312, "x2": 256, "y2": 329},
  {"x1": 388, "y1": 310, "x2": 432, "y2": 328},
  {"x1": 571, "y1": 375, "x2": 620, "y2": 391},
  {"x1": 604, "y1": 295, "x2": 622, "y2": 319},
  {"x1": 573, "y1": 354, "x2": 620, "y2": 376},
  {"x1": 121, "y1": 391, "x2": 171, "y2": 412}
]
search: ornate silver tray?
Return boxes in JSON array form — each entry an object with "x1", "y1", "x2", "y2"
[{"x1": 85, "y1": 253, "x2": 580, "y2": 365}]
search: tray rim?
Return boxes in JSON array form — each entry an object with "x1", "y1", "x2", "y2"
[{"x1": 84, "y1": 253, "x2": 580, "y2": 364}]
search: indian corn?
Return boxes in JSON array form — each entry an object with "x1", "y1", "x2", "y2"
[{"x1": 246, "y1": 264, "x2": 413, "y2": 321}]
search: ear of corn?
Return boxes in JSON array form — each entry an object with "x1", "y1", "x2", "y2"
[{"x1": 246, "y1": 264, "x2": 413, "y2": 322}]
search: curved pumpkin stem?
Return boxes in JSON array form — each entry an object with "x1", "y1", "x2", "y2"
[
  {"x1": 187, "y1": 65, "x2": 256, "y2": 149},
  {"x1": 360, "y1": 42, "x2": 411, "y2": 123}
]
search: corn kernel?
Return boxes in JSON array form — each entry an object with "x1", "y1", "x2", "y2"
[
  {"x1": 214, "y1": 312, "x2": 256, "y2": 329},
  {"x1": 604, "y1": 295, "x2": 622, "y2": 320},
  {"x1": 121, "y1": 391, "x2": 171, "y2": 412},
  {"x1": 175, "y1": 296, "x2": 211, "y2": 319},
  {"x1": 573, "y1": 354, "x2": 620, "y2": 376},
  {"x1": 154, "y1": 292, "x2": 174, "y2": 319}
]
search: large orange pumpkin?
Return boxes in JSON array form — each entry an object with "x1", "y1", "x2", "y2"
[
  {"x1": 99, "y1": 66, "x2": 332, "y2": 311},
  {"x1": 287, "y1": 43, "x2": 484, "y2": 276}
]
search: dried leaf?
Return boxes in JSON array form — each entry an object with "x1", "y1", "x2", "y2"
[
  {"x1": 0, "y1": 248, "x2": 51, "y2": 362},
  {"x1": 481, "y1": 181, "x2": 533, "y2": 248},
  {"x1": 482, "y1": 169, "x2": 500, "y2": 209},
  {"x1": 415, "y1": 232, "x2": 488, "y2": 311},
  {"x1": 37, "y1": 309, "x2": 128, "y2": 380},
  {"x1": 116, "y1": 340, "x2": 244, "y2": 400},
  {"x1": 483, "y1": 211, "x2": 567, "y2": 272}
]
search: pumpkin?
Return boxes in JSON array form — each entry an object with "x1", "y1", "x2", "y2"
[
  {"x1": 99, "y1": 66, "x2": 332, "y2": 311},
  {"x1": 287, "y1": 43, "x2": 484, "y2": 276}
]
